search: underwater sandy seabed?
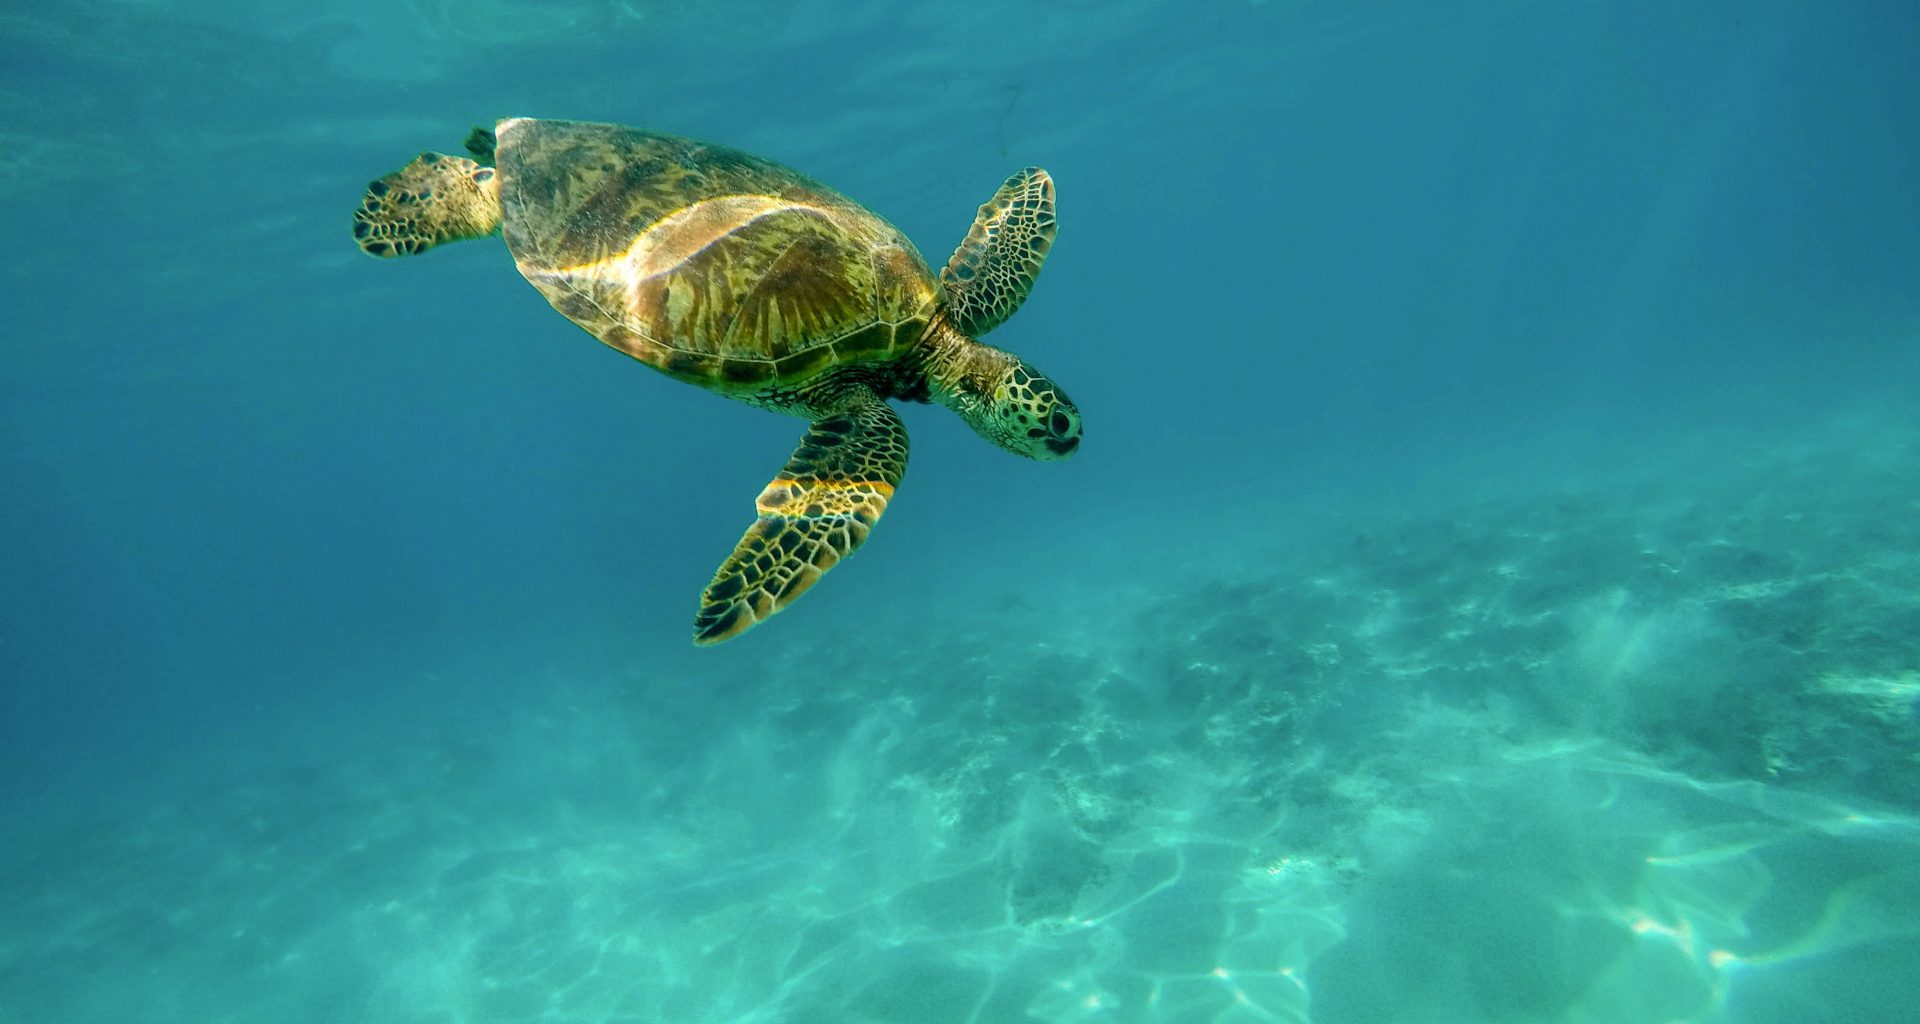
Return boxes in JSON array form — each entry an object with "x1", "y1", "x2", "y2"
[{"x1": 3, "y1": 413, "x2": 1917, "y2": 1024}]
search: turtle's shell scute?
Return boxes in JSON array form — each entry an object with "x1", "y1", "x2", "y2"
[{"x1": 494, "y1": 118, "x2": 939, "y2": 391}]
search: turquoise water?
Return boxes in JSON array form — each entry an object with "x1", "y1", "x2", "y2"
[{"x1": 4, "y1": 1, "x2": 1919, "y2": 1021}]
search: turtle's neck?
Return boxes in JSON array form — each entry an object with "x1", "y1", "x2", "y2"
[{"x1": 918, "y1": 315, "x2": 1014, "y2": 415}]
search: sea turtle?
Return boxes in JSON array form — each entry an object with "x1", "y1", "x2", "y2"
[{"x1": 352, "y1": 118, "x2": 1080, "y2": 645}]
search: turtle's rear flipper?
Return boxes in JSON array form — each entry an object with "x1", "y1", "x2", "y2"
[
  {"x1": 352, "y1": 152, "x2": 502, "y2": 258},
  {"x1": 941, "y1": 167, "x2": 1056, "y2": 337},
  {"x1": 693, "y1": 389, "x2": 908, "y2": 645}
]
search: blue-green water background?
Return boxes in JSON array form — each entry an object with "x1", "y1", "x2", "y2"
[{"x1": 3, "y1": 2, "x2": 1918, "y2": 1021}]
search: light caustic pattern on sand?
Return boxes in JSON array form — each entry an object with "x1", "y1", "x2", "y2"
[{"x1": 3, "y1": 418, "x2": 1918, "y2": 1023}]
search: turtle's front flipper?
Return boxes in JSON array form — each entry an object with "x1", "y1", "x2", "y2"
[
  {"x1": 694, "y1": 388, "x2": 908, "y2": 645},
  {"x1": 941, "y1": 167, "x2": 1056, "y2": 337},
  {"x1": 463, "y1": 126, "x2": 498, "y2": 164}
]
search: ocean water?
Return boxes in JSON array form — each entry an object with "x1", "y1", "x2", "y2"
[{"x1": 3, "y1": 0, "x2": 1919, "y2": 1020}]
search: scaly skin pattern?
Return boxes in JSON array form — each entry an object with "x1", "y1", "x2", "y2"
[
  {"x1": 692, "y1": 385, "x2": 909, "y2": 645},
  {"x1": 941, "y1": 167, "x2": 1056, "y2": 338},
  {"x1": 353, "y1": 152, "x2": 502, "y2": 257}
]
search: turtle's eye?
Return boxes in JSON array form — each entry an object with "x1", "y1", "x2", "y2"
[{"x1": 1040, "y1": 398, "x2": 1080, "y2": 456}]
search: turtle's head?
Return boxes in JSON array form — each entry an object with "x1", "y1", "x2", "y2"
[
  {"x1": 988, "y1": 360, "x2": 1082, "y2": 460},
  {"x1": 934, "y1": 340, "x2": 1081, "y2": 460}
]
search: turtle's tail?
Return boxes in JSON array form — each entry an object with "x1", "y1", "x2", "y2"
[{"x1": 352, "y1": 152, "x2": 501, "y2": 258}]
